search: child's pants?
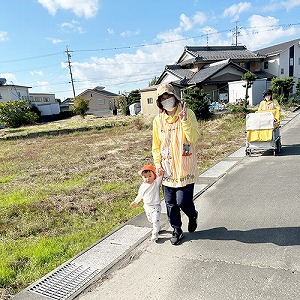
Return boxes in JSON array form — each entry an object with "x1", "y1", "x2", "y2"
[{"x1": 144, "y1": 204, "x2": 161, "y2": 234}]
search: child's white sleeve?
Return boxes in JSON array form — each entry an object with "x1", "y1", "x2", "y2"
[
  {"x1": 156, "y1": 175, "x2": 163, "y2": 186},
  {"x1": 133, "y1": 185, "x2": 143, "y2": 204}
]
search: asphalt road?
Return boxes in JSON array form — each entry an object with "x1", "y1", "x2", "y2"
[{"x1": 75, "y1": 112, "x2": 300, "y2": 300}]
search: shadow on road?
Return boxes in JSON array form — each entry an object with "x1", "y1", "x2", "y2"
[
  {"x1": 188, "y1": 226, "x2": 300, "y2": 246},
  {"x1": 279, "y1": 144, "x2": 300, "y2": 156}
]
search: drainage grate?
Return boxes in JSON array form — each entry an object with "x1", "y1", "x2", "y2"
[{"x1": 29, "y1": 263, "x2": 100, "y2": 300}]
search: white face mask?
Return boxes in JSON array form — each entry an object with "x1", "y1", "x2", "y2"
[
  {"x1": 162, "y1": 97, "x2": 175, "y2": 111},
  {"x1": 265, "y1": 95, "x2": 271, "y2": 101}
]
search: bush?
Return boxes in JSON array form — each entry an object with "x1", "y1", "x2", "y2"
[
  {"x1": 227, "y1": 104, "x2": 256, "y2": 117},
  {"x1": 72, "y1": 97, "x2": 89, "y2": 118},
  {"x1": 0, "y1": 100, "x2": 39, "y2": 128},
  {"x1": 183, "y1": 87, "x2": 211, "y2": 120}
]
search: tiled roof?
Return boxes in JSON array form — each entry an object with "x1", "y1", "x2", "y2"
[
  {"x1": 165, "y1": 65, "x2": 194, "y2": 80},
  {"x1": 252, "y1": 70, "x2": 275, "y2": 79},
  {"x1": 188, "y1": 59, "x2": 246, "y2": 84},
  {"x1": 254, "y1": 38, "x2": 300, "y2": 56},
  {"x1": 181, "y1": 45, "x2": 264, "y2": 62}
]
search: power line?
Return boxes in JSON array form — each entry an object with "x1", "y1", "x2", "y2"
[{"x1": 1, "y1": 22, "x2": 300, "y2": 65}]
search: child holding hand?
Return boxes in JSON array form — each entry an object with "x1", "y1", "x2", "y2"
[{"x1": 130, "y1": 165, "x2": 163, "y2": 241}]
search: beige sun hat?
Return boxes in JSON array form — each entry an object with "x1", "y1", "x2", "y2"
[{"x1": 156, "y1": 83, "x2": 181, "y2": 101}]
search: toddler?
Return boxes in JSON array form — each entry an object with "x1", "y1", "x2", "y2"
[{"x1": 130, "y1": 165, "x2": 162, "y2": 241}]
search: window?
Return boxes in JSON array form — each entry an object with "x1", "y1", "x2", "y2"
[
  {"x1": 264, "y1": 61, "x2": 268, "y2": 69},
  {"x1": 0, "y1": 94, "x2": 2, "y2": 99},
  {"x1": 43, "y1": 97, "x2": 50, "y2": 102},
  {"x1": 281, "y1": 68, "x2": 284, "y2": 74},
  {"x1": 290, "y1": 58, "x2": 294, "y2": 66},
  {"x1": 147, "y1": 98, "x2": 153, "y2": 104},
  {"x1": 298, "y1": 58, "x2": 300, "y2": 65}
]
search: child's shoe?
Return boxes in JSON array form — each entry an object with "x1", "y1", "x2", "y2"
[{"x1": 151, "y1": 232, "x2": 158, "y2": 242}]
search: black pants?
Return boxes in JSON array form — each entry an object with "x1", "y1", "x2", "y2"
[{"x1": 162, "y1": 183, "x2": 196, "y2": 229}]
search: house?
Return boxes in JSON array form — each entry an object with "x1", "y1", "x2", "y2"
[
  {"x1": 0, "y1": 80, "x2": 61, "y2": 119},
  {"x1": 29, "y1": 93, "x2": 60, "y2": 117},
  {"x1": 140, "y1": 45, "x2": 267, "y2": 114},
  {"x1": 0, "y1": 81, "x2": 31, "y2": 102},
  {"x1": 255, "y1": 38, "x2": 300, "y2": 94},
  {"x1": 77, "y1": 86, "x2": 119, "y2": 116}
]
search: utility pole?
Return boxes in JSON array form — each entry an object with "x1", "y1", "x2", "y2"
[
  {"x1": 66, "y1": 46, "x2": 76, "y2": 99},
  {"x1": 233, "y1": 21, "x2": 242, "y2": 46}
]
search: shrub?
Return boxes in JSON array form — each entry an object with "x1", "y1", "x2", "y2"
[
  {"x1": 71, "y1": 97, "x2": 89, "y2": 118},
  {"x1": 0, "y1": 100, "x2": 39, "y2": 128},
  {"x1": 183, "y1": 87, "x2": 211, "y2": 120}
]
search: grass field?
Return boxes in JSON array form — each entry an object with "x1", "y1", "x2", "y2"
[{"x1": 0, "y1": 111, "x2": 280, "y2": 299}]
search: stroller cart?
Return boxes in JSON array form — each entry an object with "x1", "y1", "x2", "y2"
[{"x1": 245, "y1": 110, "x2": 281, "y2": 156}]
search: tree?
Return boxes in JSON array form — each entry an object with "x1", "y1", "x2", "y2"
[
  {"x1": 241, "y1": 72, "x2": 257, "y2": 108},
  {"x1": 0, "y1": 100, "x2": 39, "y2": 128},
  {"x1": 271, "y1": 77, "x2": 295, "y2": 103},
  {"x1": 148, "y1": 77, "x2": 157, "y2": 87},
  {"x1": 183, "y1": 87, "x2": 211, "y2": 120},
  {"x1": 120, "y1": 89, "x2": 141, "y2": 115},
  {"x1": 72, "y1": 96, "x2": 89, "y2": 118}
]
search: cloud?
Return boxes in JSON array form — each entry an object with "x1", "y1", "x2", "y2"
[
  {"x1": 199, "y1": 26, "x2": 229, "y2": 46},
  {"x1": 108, "y1": 28, "x2": 114, "y2": 35},
  {"x1": 36, "y1": 81, "x2": 51, "y2": 91},
  {"x1": 0, "y1": 73, "x2": 17, "y2": 83},
  {"x1": 264, "y1": 0, "x2": 300, "y2": 11},
  {"x1": 60, "y1": 20, "x2": 84, "y2": 34},
  {"x1": 179, "y1": 11, "x2": 206, "y2": 31},
  {"x1": 37, "y1": 0, "x2": 99, "y2": 18},
  {"x1": 30, "y1": 71, "x2": 44, "y2": 76},
  {"x1": 0, "y1": 31, "x2": 8, "y2": 42},
  {"x1": 237, "y1": 14, "x2": 300, "y2": 49},
  {"x1": 120, "y1": 29, "x2": 141, "y2": 38},
  {"x1": 283, "y1": 0, "x2": 300, "y2": 9},
  {"x1": 223, "y1": 2, "x2": 251, "y2": 21},
  {"x1": 61, "y1": 30, "x2": 190, "y2": 94},
  {"x1": 46, "y1": 37, "x2": 64, "y2": 44}
]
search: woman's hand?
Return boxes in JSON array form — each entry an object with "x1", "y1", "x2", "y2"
[{"x1": 178, "y1": 101, "x2": 187, "y2": 121}]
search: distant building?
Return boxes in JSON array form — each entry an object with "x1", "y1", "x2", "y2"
[
  {"x1": 0, "y1": 81, "x2": 60, "y2": 118},
  {"x1": 77, "y1": 86, "x2": 119, "y2": 117},
  {"x1": 0, "y1": 83, "x2": 31, "y2": 102},
  {"x1": 29, "y1": 93, "x2": 60, "y2": 116},
  {"x1": 141, "y1": 40, "x2": 300, "y2": 113}
]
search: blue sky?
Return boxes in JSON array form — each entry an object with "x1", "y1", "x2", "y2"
[{"x1": 1, "y1": 0, "x2": 300, "y2": 101}]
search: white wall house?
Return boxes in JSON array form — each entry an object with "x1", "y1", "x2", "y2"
[
  {"x1": 0, "y1": 82, "x2": 60, "y2": 117},
  {"x1": 228, "y1": 79, "x2": 272, "y2": 106},
  {"x1": 256, "y1": 38, "x2": 300, "y2": 94},
  {"x1": 29, "y1": 93, "x2": 60, "y2": 116},
  {"x1": 0, "y1": 83, "x2": 31, "y2": 102}
]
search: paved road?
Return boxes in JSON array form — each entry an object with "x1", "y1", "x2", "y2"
[{"x1": 77, "y1": 112, "x2": 300, "y2": 300}]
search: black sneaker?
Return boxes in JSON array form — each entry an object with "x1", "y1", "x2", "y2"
[
  {"x1": 170, "y1": 228, "x2": 183, "y2": 245},
  {"x1": 188, "y1": 211, "x2": 198, "y2": 232}
]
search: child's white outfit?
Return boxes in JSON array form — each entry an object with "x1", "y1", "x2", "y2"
[{"x1": 133, "y1": 176, "x2": 162, "y2": 240}]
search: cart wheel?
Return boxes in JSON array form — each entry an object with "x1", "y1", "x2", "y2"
[{"x1": 245, "y1": 149, "x2": 251, "y2": 156}]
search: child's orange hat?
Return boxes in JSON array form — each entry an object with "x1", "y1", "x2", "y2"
[{"x1": 138, "y1": 164, "x2": 156, "y2": 176}]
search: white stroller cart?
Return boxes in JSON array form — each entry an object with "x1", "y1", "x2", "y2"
[{"x1": 245, "y1": 111, "x2": 281, "y2": 156}]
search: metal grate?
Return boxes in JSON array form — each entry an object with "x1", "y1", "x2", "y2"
[{"x1": 29, "y1": 263, "x2": 100, "y2": 300}]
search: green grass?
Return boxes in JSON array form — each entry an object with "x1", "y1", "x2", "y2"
[{"x1": 0, "y1": 111, "x2": 292, "y2": 299}]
